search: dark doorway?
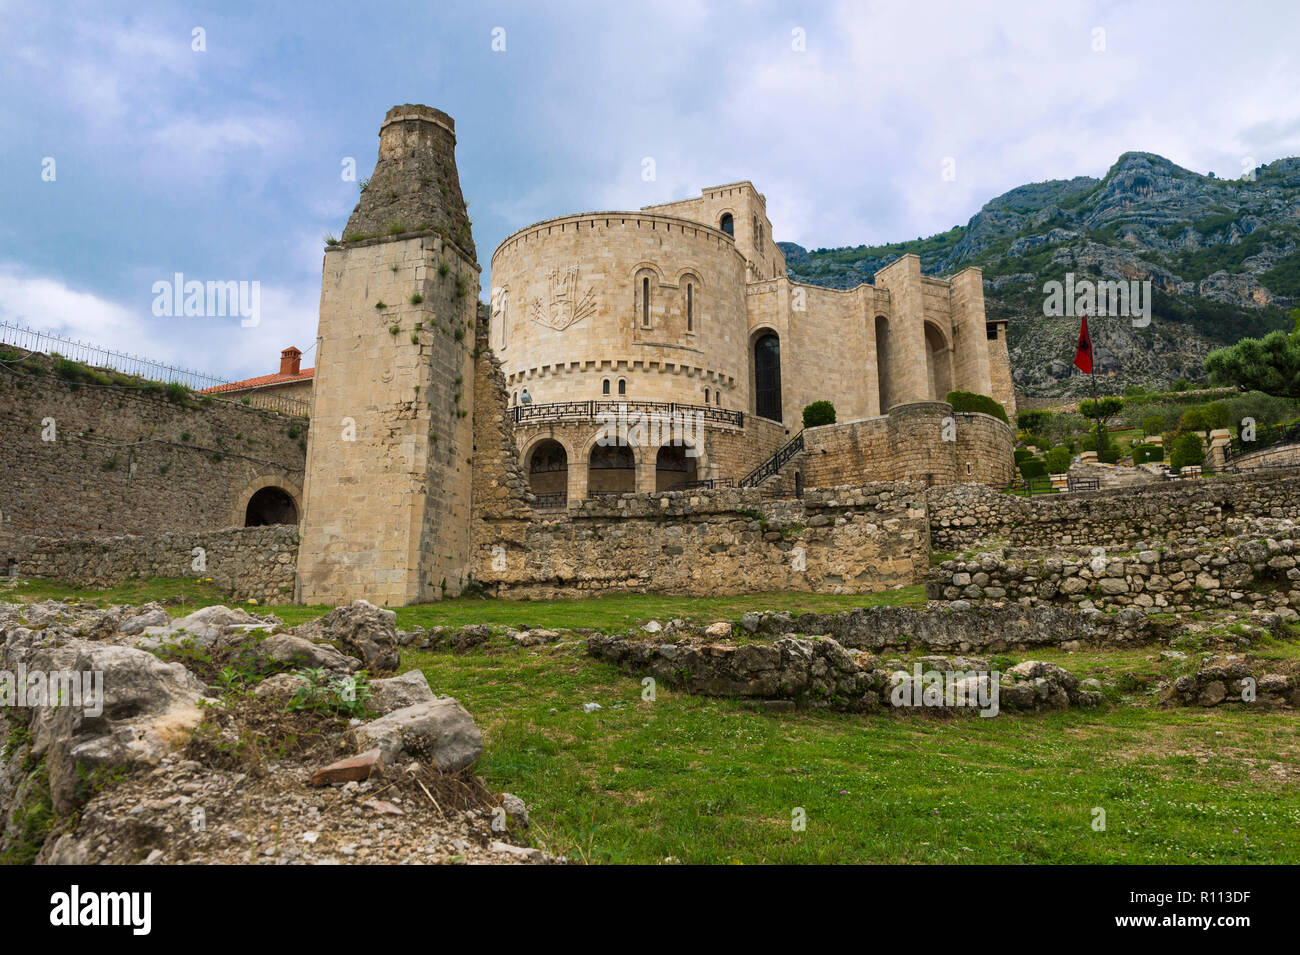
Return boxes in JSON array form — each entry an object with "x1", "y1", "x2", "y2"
[
  {"x1": 754, "y1": 332, "x2": 782, "y2": 422},
  {"x1": 244, "y1": 486, "x2": 298, "y2": 526}
]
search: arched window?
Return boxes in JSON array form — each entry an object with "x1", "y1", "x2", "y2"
[
  {"x1": 641, "y1": 277, "x2": 651, "y2": 328},
  {"x1": 686, "y1": 281, "x2": 694, "y2": 332},
  {"x1": 716, "y1": 390, "x2": 721, "y2": 406},
  {"x1": 719, "y1": 213, "x2": 734, "y2": 237},
  {"x1": 527, "y1": 439, "x2": 568, "y2": 505},
  {"x1": 602, "y1": 378, "x2": 610, "y2": 395},
  {"x1": 753, "y1": 332, "x2": 782, "y2": 422},
  {"x1": 704, "y1": 388, "x2": 710, "y2": 404},
  {"x1": 618, "y1": 378, "x2": 627, "y2": 396}
]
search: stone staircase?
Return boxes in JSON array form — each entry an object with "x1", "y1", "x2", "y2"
[{"x1": 738, "y1": 432, "x2": 806, "y2": 498}]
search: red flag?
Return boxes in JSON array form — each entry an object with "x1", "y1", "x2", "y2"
[{"x1": 1073, "y1": 313, "x2": 1093, "y2": 375}]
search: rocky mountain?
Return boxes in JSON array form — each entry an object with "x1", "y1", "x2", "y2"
[{"x1": 780, "y1": 152, "x2": 1300, "y2": 397}]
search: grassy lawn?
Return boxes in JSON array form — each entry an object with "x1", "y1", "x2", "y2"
[
  {"x1": 406, "y1": 641, "x2": 1300, "y2": 864},
  {"x1": 6, "y1": 576, "x2": 1297, "y2": 864},
  {"x1": 0, "y1": 577, "x2": 925, "y2": 632}
]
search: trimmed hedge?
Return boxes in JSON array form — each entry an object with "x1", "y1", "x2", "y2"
[
  {"x1": 1132, "y1": 444, "x2": 1164, "y2": 464},
  {"x1": 946, "y1": 390, "x2": 1009, "y2": 424}
]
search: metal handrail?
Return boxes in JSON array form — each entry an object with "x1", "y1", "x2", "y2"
[{"x1": 738, "y1": 431, "x2": 804, "y2": 488}]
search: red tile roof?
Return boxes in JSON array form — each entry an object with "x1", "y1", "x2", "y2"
[{"x1": 200, "y1": 367, "x2": 315, "y2": 394}]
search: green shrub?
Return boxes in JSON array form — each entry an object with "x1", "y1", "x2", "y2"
[
  {"x1": 946, "y1": 391, "x2": 1008, "y2": 424},
  {"x1": 1132, "y1": 444, "x2": 1164, "y2": 464},
  {"x1": 1141, "y1": 415, "x2": 1165, "y2": 436},
  {"x1": 1014, "y1": 448, "x2": 1034, "y2": 465},
  {"x1": 802, "y1": 400, "x2": 837, "y2": 429},
  {"x1": 1019, "y1": 457, "x2": 1048, "y2": 480},
  {"x1": 1044, "y1": 446, "x2": 1072, "y2": 473},
  {"x1": 1170, "y1": 433, "x2": 1204, "y2": 471},
  {"x1": 1016, "y1": 409, "x2": 1051, "y2": 432},
  {"x1": 1202, "y1": 401, "x2": 1232, "y2": 430}
]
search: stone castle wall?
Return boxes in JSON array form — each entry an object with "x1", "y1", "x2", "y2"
[
  {"x1": 471, "y1": 483, "x2": 929, "y2": 599},
  {"x1": 0, "y1": 366, "x2": 305, "y2": 538},
  {"x1": 928, "y1": 536, "x2": 1300, "y2": 616},
  {"x1": 491, "y1": 212, "x2": 751, "y2": 411},
  {"x1": 4, "y1": 525, "x2": 298, "y2": 604},
  {"x1": 799, "y1": 404, "x2": 1016, "y2": 489}
]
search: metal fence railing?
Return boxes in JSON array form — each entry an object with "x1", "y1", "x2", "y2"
[
  {"x1": 0, "y1": 321, "x2": 230, "y2": 391},
  {"x1": 0, "y1": 321, "x2": 310, "y2": 417}
]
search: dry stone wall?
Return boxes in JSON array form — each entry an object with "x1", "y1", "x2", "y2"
[
  {"x1": 472, "y1": 482, "x2": 929, "y2": 598},
  {"x1": 928, "y1": 536, "x2": 1300, "y2": 616},
  {"x1": 927, "y1": 469, "x2": 1300, "y2": 551},
  {"x1": 3, "y1": 526, "x2": 298, "y2": 604}
]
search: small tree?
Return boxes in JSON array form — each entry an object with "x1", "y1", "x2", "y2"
[
  {"x1": 1079, "y1": 396, "x2": 1125, "y2": 426},
  {"x1": 1141, "y1": 414, "x2": 1165, "y2": 436},
  {"x1": 1180, "y1": 407, "x2": 1210, "y2": 432},
  {"x1": 1202, "y1": 401, "x2": 1232, "y2": 430},
  {"x1": 802, "y1": 400, "x2": 837, "y2": 429},
  {"x1": 1170, "y1": 433, "x2": 1204, "y2": 471}
]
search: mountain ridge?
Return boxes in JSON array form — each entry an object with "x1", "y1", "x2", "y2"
[{"x1": 780, "y1": 152, "x2": 1300, "y2": 397}]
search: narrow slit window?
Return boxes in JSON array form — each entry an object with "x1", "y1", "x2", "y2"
[
  {"x1": 641, "y1": 277, "x2": 651, "y2": 328},
  {"x1": 686, "y1": 282, "x2": 694, "y2": 332}
]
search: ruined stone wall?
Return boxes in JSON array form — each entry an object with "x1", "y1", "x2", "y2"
[
  {"x1": 2, "y1": 525, "x2": 298, "y2": 604},
  {"x1": 471, "y1": 482, "x2": 929, "y2": 598},
  {"x1": 928, "y1": 537, "x2": 1300, "y2": 616},
  {"x1": 0, "y1": 366, "x2": 305, "y2": 538},
  {"x1": 927, "y1": 469, "x2": 1300, "y2": 551},
  {"x1": 985, "y1": 322, "x2": 1017, "y2": 419}
]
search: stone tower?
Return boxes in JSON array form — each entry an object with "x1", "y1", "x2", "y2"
[{"x1": 297, "y1": 105, "x2": 480, "y2": 606}]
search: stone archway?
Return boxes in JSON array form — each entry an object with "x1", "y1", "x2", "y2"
[
  {"x1": 924, "y1": 321, "x2": 954, "y2": 402},
  {"x1": 525, "y1": 438, "x2": 569, "y2": 507},
  {"x1": 588, "y1": 443, "x2": 636, "y2": 495},
  {"x1": 655, "y1": 443, "x2": 699, "y2": 491},
  {"x1": 874, "y1": 316, "x2": 893, "y2": 413},
  {"x1": 232, "y1": 475, "x2": 303, "y2": 529},
  {"x1": 244, "y1": 486, "x2": 299, "y2": 526}
]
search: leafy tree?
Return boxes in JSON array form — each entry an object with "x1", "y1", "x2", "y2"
[
  {"x1": 802, "y1": 400, "x2": 836, "y2": 429},
  {"x1": 1202, "y1": 401, "x2": 1232, "y2": 430},
  {"x1": 1180, "y1": 407, "x2": 1208, "y2": 431},
  {"x1": 1141, "y1": 415, "x2": 1165, "y2": 436},
  {"x1": 1205, "y1": 309, "x2": 1300, "y2": 398},
  {"x1": 1078, "y1": 396, "x2": 1125, "y2": 426}
]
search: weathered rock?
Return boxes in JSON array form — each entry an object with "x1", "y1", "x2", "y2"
[
  {"x1": 294, "y1": 600, "x2": 400, "y2": 672},
  {"x1": 350, "y1": 699, "x2": 482, "y2": 771},
  {"x1": 369, "y1": 670, "x2": 437, "y2": 716}
]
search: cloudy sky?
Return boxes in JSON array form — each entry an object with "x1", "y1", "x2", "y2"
[{"x1": 2, "y1": 0, "x2": 1298, "y2": 380}]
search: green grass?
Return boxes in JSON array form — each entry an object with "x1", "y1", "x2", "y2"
[
  {"x1": 9, "y1": 576, "x2": 1297, "y2": 863},
  {"x1": 404, "y1": 641, "x2": 1300, "y2": 864},
  {"x1": 1, "y1": 578, "x2": 924, "y2": 632}
]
